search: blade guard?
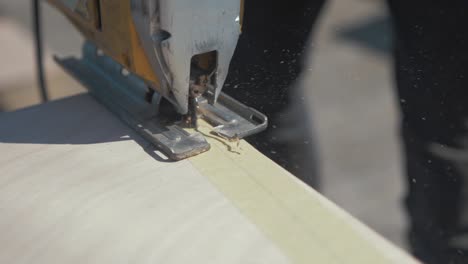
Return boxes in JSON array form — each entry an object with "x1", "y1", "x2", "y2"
[{"x1": 130, "y1": 0, "x2": 242, "y2": 114}]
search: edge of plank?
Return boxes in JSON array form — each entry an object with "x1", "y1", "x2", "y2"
[{"x1": 189, "y1": 123, "x2": 418, "y2": 264}]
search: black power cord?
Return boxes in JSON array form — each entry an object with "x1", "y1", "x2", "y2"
[{"x1": 32, "y1": 0, "x2": 49, "y2": 102}]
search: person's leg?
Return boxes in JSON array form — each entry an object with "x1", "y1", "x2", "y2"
[
  {"x1": 388, "y1": 1, "x2": 468, "y2": 263},
  {"x1": 224, "y1": 0, "x2": 326, "y2": 186}
]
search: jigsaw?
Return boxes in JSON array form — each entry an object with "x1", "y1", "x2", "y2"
[{"x1": 44, "y1": 0, "x2": 267, "y2": 160}]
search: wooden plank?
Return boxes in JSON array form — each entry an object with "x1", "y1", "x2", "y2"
[{"x1": 0, "y1": 94, "x2": 417, "y2": 263}]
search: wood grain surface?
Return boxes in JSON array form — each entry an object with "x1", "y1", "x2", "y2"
[{"x1": 0, "y1": 94, "x2": 417, "y2": 263}]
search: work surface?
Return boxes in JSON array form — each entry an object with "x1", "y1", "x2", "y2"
[{"x1": 0, "y1": 94, "x2": 415, "y2": 263}]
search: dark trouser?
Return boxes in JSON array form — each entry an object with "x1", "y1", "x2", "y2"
[{"x1": 224, "y1": 1, "x2": 468, "y2": 263}]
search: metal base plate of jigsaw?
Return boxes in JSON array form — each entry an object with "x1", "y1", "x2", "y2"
[{"x1": 55, "y1": 42, "x2": 267, "y2": 160}]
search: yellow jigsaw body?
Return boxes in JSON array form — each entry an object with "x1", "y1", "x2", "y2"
[
  {"x1": 46, "y1": 0, "x2": 264, "y2": 161},
  {"x1": 47, "y1": 0, "x2": 246, "y2": 93}
]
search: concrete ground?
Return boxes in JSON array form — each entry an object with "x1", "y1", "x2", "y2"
[{"x1": 0, "y1": 0, "x2": 407, "y2": 250}]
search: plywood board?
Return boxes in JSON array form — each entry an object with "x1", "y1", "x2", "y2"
[{"x1": 0, "y1": 94, "x2": 417, "y2": 263}]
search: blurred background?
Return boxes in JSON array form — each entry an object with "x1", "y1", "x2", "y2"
[{"x1": 0, "y1": 0, "x2": 406, "y2": 251}]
